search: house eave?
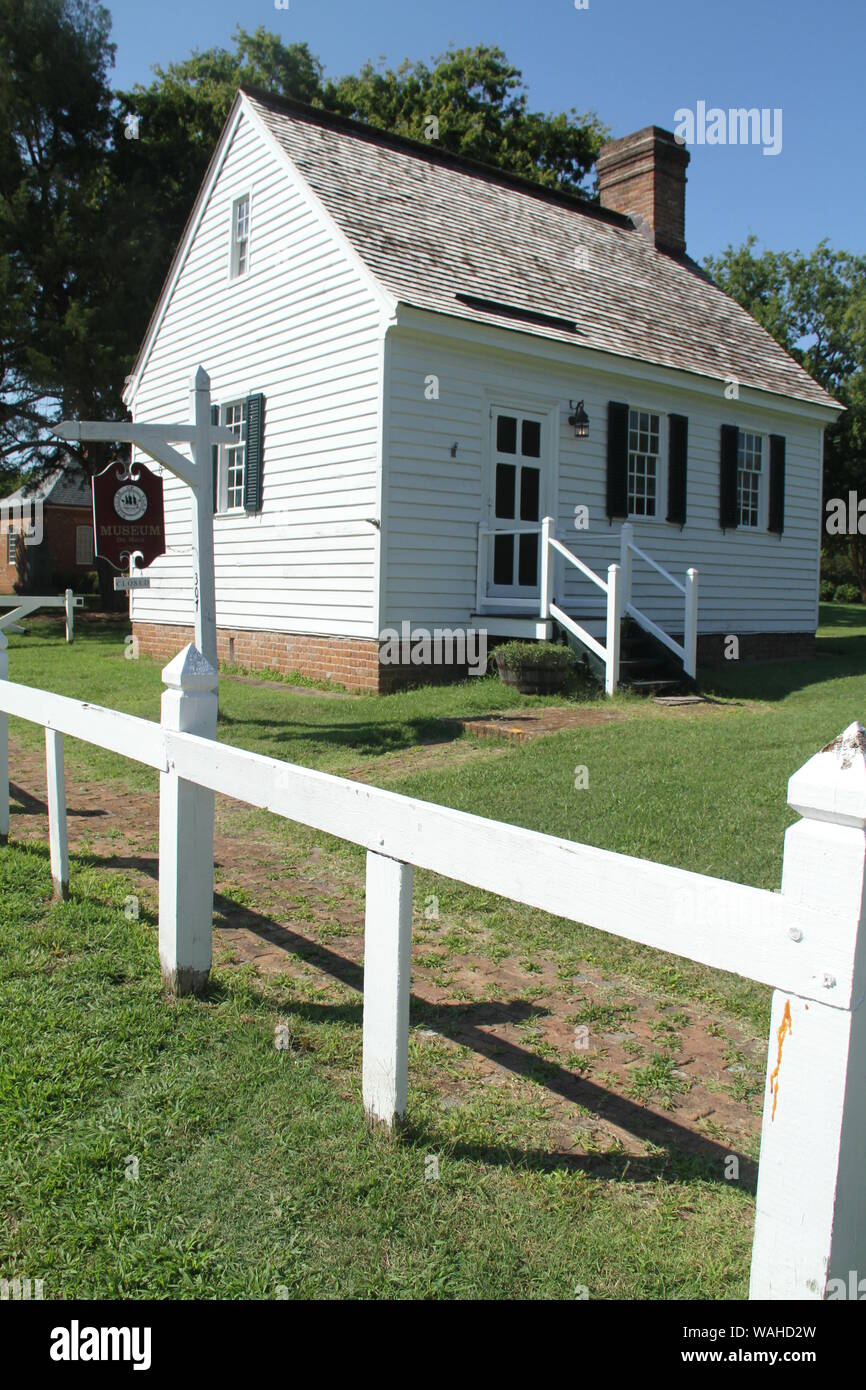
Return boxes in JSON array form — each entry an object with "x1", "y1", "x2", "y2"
[{"x1": 391, "y1": 302, "x2": 843, "y2": 424}]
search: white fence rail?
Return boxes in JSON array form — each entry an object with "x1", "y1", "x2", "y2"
[
  {"x1": 0, "y1": 642, "x2": 864, "y2": 1299},
  {"x1": 0, "y1": 590, "x2": 83, "y2": 642}
]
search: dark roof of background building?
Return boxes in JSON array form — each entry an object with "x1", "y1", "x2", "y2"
[{"x1": 1, "y1": 464, "x2": 91, "y2": 508}]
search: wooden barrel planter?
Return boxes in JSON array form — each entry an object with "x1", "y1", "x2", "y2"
[{"x1": 493, "y1": 642, "x2": 575, "y2": 695}]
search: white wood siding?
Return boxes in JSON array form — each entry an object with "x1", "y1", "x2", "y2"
[
  {"x1": 383, "y1": 327, "x2": 824, "y2": 636},
  {"x1": 130, "y1": 109, "x2": 386, "y2": 639}
]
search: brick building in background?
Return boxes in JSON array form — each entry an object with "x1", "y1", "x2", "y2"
[{"x1": 0, "y1": 465, "x2": 95, "y2": 595}]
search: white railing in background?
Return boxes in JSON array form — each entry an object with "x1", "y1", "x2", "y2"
[
  {"x1": 620, "y1": 522, "x2": 699, "y2": 680},
  {"x1": 0, "y1": 590, "x2": 82, "y2": 643},
  {"x1": 1, "y1": 641, "x2": 865, "y2": 1299},
  {"x1": 476, "y1": 518, "x2": 697, "y2": 693}
]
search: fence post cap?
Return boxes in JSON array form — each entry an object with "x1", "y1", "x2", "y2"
[
  {"x1": 162, "y1": 643, "x2": 217, "y2": 692},
  {"x1": 788, "y1": 722, "x2": 866, "y2": 827},
  {"x1": 192, "y1": 364, "x2": 210, "y2": 390}
]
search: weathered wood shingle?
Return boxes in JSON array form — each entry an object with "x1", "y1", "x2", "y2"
[{"x1": 248, "y1": 90, "x2": 835, "y2": 410}]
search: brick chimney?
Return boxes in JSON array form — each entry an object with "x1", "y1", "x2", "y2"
[{"x1": 596, "y1": 126, "x2": 690, "y2": 255}]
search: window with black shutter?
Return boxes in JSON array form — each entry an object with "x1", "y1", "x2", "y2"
[
  {"x1": 667, "y1": 414, "x2": 688, "y2": 526},
  {"x1": 768, "y1": 434, "x2": 785, "y2": 534},
  {"x1": 243, "y1": 393, "x2": 265, "y2": 513},
  {"x1": 719, "y1": 424, "x2": 739, "y2": 530},
  {"x1": 211, "y1": 403, "x2": 219, "y2": 513},
  {"x1": 606, "y1": 401, "x2": 629, "y2": 519}
]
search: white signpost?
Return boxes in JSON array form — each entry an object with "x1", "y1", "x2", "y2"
[
  {"x1": 50, "y1": 366, "x2": 233, "y2": 989},
  {"x1": 52, "y1": 366, "x2": 234, "y2": 670}
]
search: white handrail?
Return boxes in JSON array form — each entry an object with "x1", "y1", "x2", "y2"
[
  {"x1": 548, "y1": 536, "x2": 609, "y2": 593},
  {"x1": 626, "y1": 540, "x2": 686, "y2": 595},
  {"x1": 548, "y1": 602, "x2": 607, "y2": 664},
  {"x1": 620, "y1": 523, "x2": 699, "y2": 680},
  {"x1": 540, "y1": 519, "x2": 619, "y2": 693}
]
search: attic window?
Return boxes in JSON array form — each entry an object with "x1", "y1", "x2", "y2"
[
  {"x1": 454, "y1": 293, "x2": 577, "y2": 334},
  {"x1": 230, "y1": 194, "x2": 250, "y2": 278}
]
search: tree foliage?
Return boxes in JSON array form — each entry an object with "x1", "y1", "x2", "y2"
[
  {"x1": 1, "y1": 16, "x2": 605, "y2": 489},
  {"x1": 706, "y1": 237, "x2": 866, "y2": 593},
  {"x1": 0, "y1": 0, "x2": 117, "y2": 482},
  {"x1": 324, "y1": 46, "x2": 606, "y2": 193}
]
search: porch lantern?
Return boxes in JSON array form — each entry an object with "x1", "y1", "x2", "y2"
[{"x1": 568, "y1": 400, "x2": 590, "y2": 439}]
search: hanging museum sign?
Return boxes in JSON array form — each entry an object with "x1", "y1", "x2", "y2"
[{"x1": 92, "y1": 461, "x2": 166, "y2": 571}]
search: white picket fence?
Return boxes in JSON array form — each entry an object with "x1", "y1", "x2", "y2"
[
  {"x1": 0, "y1": 636, "x2": 864, "y2": 1300},
  {"x1": 0, "y1": 590, "x2": 82, "y2": 642}
]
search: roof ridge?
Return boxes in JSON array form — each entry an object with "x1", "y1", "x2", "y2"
[{"x1": 240, "y1": 86, "x2": 635, "y2": 231}]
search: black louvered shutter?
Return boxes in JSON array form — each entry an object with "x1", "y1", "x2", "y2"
[
  {"x1": 768, "y1": 434, "x2": 786, "y2": 534},
  {"x1": 211, "y1": 404, "x2": 219, "y2": 514},
  {"x1": 606, "y1": 401, "x2": 629, "y2": 519},
  {"x1": 719, "y1": 425, "x2": 739, "y2": 530},
  {"x1": 243, "y1": 393, "x2": 265, "y2": 512},
  {"x1": 667, "y1": 414, "x2": 688, "y2": 526}
]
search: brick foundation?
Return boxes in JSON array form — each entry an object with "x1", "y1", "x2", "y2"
[
  {"x1": 133, "y1": 621, "x2": 817, "y2": 694},
  {"x1": 132, "y1": 623, "x2": 382, "y2": 693},
  {"x1": 695, "y1": 631, "x2": 816, "y2": 665}
]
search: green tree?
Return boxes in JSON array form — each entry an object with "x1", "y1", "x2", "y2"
[
  {"x1": 325, "y1": 46, "x2": 606, "y2": 193},
  {"x1": 0, "y1": 0, "x2": 118, "y2": 482},
  {"x1": 706, "y1": 237, "x2": 866, "y2": 595}
]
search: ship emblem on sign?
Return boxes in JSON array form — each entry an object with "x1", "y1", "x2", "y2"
[{"x1": 114, "y1": 485, "x2": 148, "y2": 522}]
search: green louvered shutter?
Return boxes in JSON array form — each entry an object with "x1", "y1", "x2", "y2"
[
  {"x1": 243, "y1": 393, "x2": 265, "y2": 513},
  {"x1": 768, "y1": 434, "x2": 786, "y2": 534},
  {"x1": 606, "y1": 401, "x2": 629, "y2": 519},
  {"x1": 666, "y1": 414, "x2": 688, "y2": 526},
  {"x1": 719, "y1": 425, "x2": 739, "y2": 530},
  {"x1": 211, "y1": 404, "x2": 219, "y2": 514}
]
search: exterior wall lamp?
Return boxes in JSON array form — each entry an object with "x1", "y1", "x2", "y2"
[{"x1": 568, "y1": 400, "x2": 590, "y2": 439}]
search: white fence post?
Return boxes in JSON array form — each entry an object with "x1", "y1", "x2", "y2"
[
  {"x1": 44, "y1": 733, "x2": 69, "y2": 895},
  {"x1": 65, "y1": 589, "x2": 74, "y2": 643},
  {"x1": 540, "y1": 516, "x2": 554, "y2": 621},
  {"x1": 362, "y1": 851, "x2": 413, "y2": 1128},
  {"x1": 158, "y1": 644, "x2": 217, "y2": 996},
  {"x1": 684, "y1": 568, "x2": 698, "y2": 679},
  {"x1": 604, "y1": 563, "x2": 622, "y2": 696},
  {"x1": 749, "y1": 722, "x2": 866, "y2": 1299},
  {"x1": 45, "y1": 729, "x2": 69, "y2": 899},
  {"x1": 619, "y1": 522, "x2": 633, "y2": 612},
  {"x1": 0, "y1": 632, "x2": 7, "y2": 842}
]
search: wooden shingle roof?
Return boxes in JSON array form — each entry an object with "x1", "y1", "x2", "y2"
[{"x1": 246, "y1": 89, "x2": 836, "y2": 411}]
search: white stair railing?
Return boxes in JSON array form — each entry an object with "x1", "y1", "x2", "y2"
[
  {"x1": 540, "y1": 517, "x2": 621, "y2": 695},
  {"x1": 620, "y1": 523, "x2": 698, "y2": 679}
]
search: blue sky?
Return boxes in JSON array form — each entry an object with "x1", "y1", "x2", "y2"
[{"x1": 105, "y1": 0, "x2": 865, "y2": 264}]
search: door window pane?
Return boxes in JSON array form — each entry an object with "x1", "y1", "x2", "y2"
[
  {"x1": 518, "y1": 533, "x2": 539, "y2": 586},
  {"x1": 495, "y1": 463, "x2": 516, "y2": 519},
  {"x1": 521, "y1": 420, "x2": 541, "y2": 457},
  {"x1": 496, "y1": 415, "x2": 517, "y2": 454},
  {"x1": 520, "y1": 467, "x2": 540, "y2": 522},
  {"x1": 493, "y1": 534, "x2": 514, "y2": 585}
]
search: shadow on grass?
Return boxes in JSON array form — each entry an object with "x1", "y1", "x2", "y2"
[
  {"x1": 73, "y1": 844, "x2": 757, "y2": 1190},
  {"x1": 699, "y1": 629, "x2": 866, "y2": 703},
  {"x1": 217, "y1": 710, "x2": 462, "y2": 759}
]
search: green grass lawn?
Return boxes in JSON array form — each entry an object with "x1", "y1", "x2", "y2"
[{"x1": 1, "y1": 606, "x2": 864, "y2": 1298}]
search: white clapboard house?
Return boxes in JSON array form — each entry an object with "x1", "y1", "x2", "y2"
[{"x1": 123, "y1": 89, "x2": 839, "y2": 692}]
